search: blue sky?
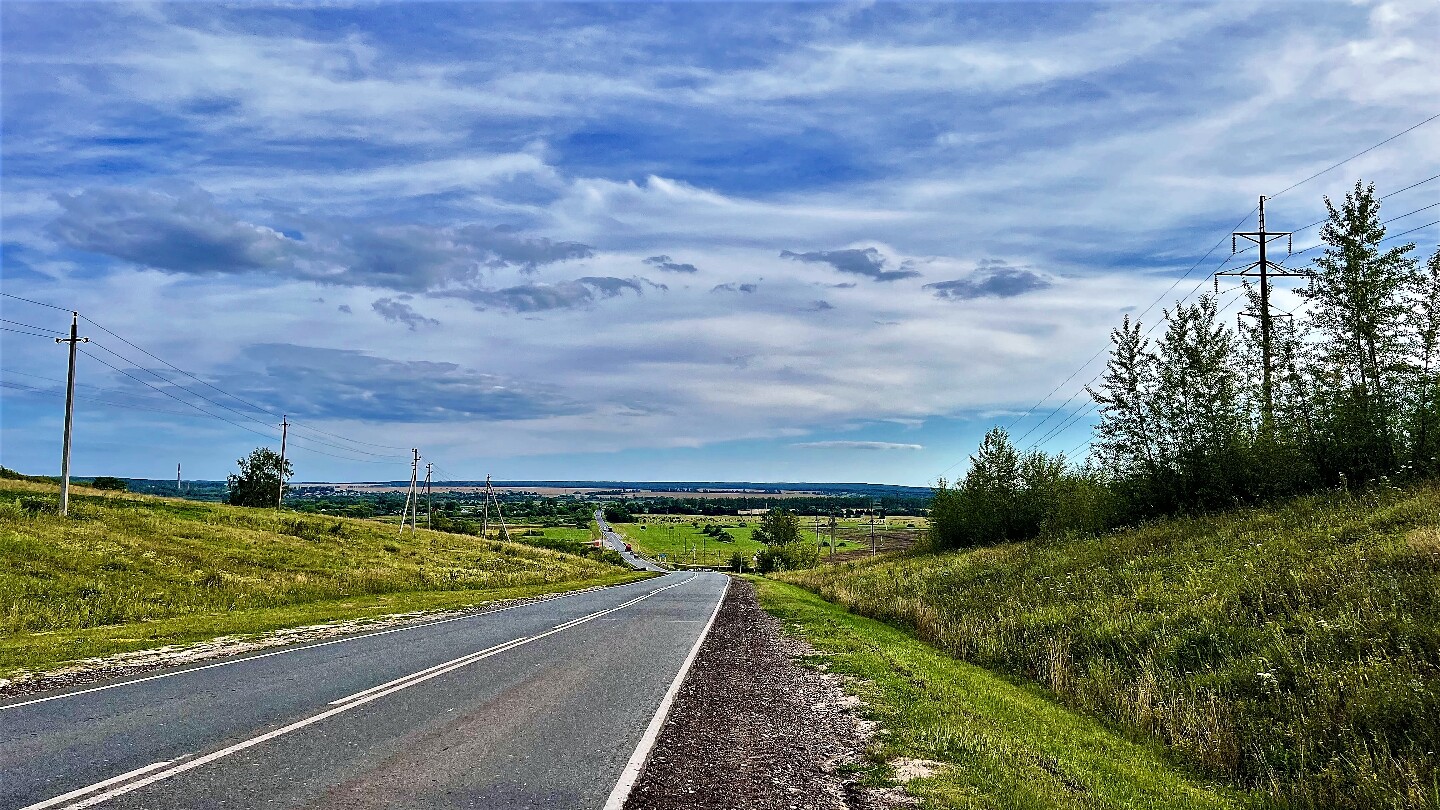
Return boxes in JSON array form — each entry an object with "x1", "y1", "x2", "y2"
[{"x1": 1, "y1": 1, "x2": 1437, "y2": 486}]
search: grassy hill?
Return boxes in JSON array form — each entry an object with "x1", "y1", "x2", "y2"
[
  {"x1": 777, "y1": 482, "x2": 1440, "y2": 809},
  {"x1": 0, "y1": 478, "x2": 650, "y2": 677}
]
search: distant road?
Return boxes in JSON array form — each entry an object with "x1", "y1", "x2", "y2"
[
  {"x1": 1, "y1": 573, "x2": 727, "y2": 810},
  {"x1": 595, "y1": 510, "x2": 669, "y2": 572}
]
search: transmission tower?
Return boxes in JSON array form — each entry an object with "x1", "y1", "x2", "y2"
[{"x1": 1216, "y1": 196, "x2": 1307, "y2": 424}]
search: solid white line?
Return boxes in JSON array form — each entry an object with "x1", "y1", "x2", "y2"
[
  {"x1": 33, "y1": 575, "x2": 698, "y2": 810},
  {"x1": 601, "y1": 575, "x2": 729, "y2": 810},
  {"x1": 0, "y1": 579, "x2": 657, "y2": 712},
  {"x1": 18, "y1": 760, "x2": 178, "y2": 810}
]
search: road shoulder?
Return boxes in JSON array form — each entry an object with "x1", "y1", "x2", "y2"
[{"x1": 623, "y1": 577, "x2": 877, "y2": 810}]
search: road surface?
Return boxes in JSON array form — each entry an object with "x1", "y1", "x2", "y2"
[
  {"x1": 595, "y1": 510, "x2": 668, "y2": 572},
  {"x1": 0, "y1": 572, "x2": 727, "y2": 810}
]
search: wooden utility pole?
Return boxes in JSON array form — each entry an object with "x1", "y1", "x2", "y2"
[
  {"x1": 424, "y1": 463, "x2": 433, "y2": 530},
  {"x1": 276, "y1": 415, "x2": 289, "y2": 509},
  {"x1": 869, "y1": 502, "x2": 877, "y2": 556},
  {"x1": 1218, "y1": 196, "x2": 1303, "y2": 425},
  {"x1": 54, "y1": 312, "x2": 88, "y2": 517},
  {"x1": 829, "y1": 512, "x2": 836, "y2": 559},
  {"x1": 400, "y1": 449, "x2": 418, "y2": 535}
]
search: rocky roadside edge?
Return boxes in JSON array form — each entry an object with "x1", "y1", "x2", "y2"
[
  {"x1": 0, "y1": 582, "x2": 630, "y2": 701},
  {"x1": 624, "y1": 577, "x2": 911, "y2": 810}
]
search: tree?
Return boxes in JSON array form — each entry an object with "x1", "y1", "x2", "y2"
[
  {"x1": 1149, "y1": 296, "x2": 1246, "y2": 510},
  {"x1": 1088, "y1": 316, "x2": 1159, "y2": 491},
  {"x1": 752, "y1": 507, "x2": 801, "y2": 546},
  {"x1": 227, "y1": 447, "x2": 292, "y2": 508},
  {"x1": 1408, "y1": 247, "x2": 1440, "y2": 475},
  {"x1": 1297, "y1": 180, "x2": 1419, "y2": 480},
  {"x1": 89, "y1": 476, "x2": 127, "y2": 491}
]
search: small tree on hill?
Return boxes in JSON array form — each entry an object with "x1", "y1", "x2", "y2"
[{"x1": 227, "y1": 447, "x2": 292, "y2": 508}]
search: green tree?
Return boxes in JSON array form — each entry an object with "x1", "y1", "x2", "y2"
[
  {"x1": 226, "y1": 447, "x2": 292, "y2": 508},
  {"x1": 1149, "y1": 296, "x2": 1245, "y2": 510},
  {"x1": 1087, "y1": 316, "x2": 1159, "y2": 494},
  {"x1": 1297, "y1": 180, "x2": 1419, "y2": 480},
  {"x1": 89, "y1": 476, "x2": 127, "y2": 491},
  {"x1": 1408, "y1": 247, "x2": 1440, "y2": 475},
  {"x1": 752, "y1": 507, "x2": 801, "y2": 546}
]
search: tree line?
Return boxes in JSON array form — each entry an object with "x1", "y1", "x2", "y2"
[{"x1": 934, "y1": 181, "x2": 1440, "y2": 548}]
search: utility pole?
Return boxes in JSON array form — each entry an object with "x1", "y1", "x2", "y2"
[
  {"x1": 55, "y1": 312, "x2": 88, "y2": 517},
  {"x1": 424, "y1": 463, "x2": 433, "y2": 530},
  {"x1": 276, "y1": 415, "x2": 289, "y2": 510},
  {"x1": 869, "y1": 502, "x2": 877, "y2": 557},
  {"x1": 829, "y1": 512, "x2": 836, "y2": 559},
  {"x1": 1217, "y1": 196, "x2": 1303, "y2": 425},
  {"x1": 481, "y1": 474, "x2": 491, "y2": 539},
  {"x1": 400, "y1": 449, "x2": 418, "y2": 536},
  {"x1": 176, "y1": 463, "x2": 182, "y2": 497}
]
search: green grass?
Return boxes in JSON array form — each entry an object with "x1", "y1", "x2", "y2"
[
  {"x1": 0, "y1": 480, "x2": 652, "y2": 676},
  {"x1": 754, "y1": 577, "x2": 1244, "y2": 810},
  {"x1": 777, "y1": 483, "x2": 1440, "y2": 809},
  {"x1": 617, "y1": 517, "x2": 865, "y2": 567}
]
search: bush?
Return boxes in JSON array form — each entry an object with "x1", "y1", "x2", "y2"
[{"x1": 89, "y1": 477, "x2": 128, "y2": 491}]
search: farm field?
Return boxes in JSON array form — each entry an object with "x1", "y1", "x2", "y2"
[
  {"x1": 616, "y1": 514, "x2": 889, "y2": 567},
  {"x1": 0, "y1": 479, "x2": 649, "y2": 677},
  {"x1": 778, "y1": 483, "x2": 1440, "y2": 809}
]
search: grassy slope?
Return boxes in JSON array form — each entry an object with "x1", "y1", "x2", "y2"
[
  {"x1": 0, "y1": 480, "x2": 651, "y2": 676},
  {"x1": 778, "y1": 484, "x2": 1440, "y2": 810},
  {"x1": 756, "y1": 578, "x2": 1243, "y2": 810}
]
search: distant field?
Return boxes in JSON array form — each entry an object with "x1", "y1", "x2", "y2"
[
  {"x1": 0, "y1": 480, "x2": 649, "y2": 676},
  {"x1": 616, "y1": 514, "x2": 879, "y2": 567}
]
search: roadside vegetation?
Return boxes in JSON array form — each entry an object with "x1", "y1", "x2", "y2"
[
  {"x1": 0, "y1": 478, "x2": 650, "y2": 677},
  {"x1": 755, "y1": 578, "x2": 1245, "y2": 810},
  {"x1": 934, "y1": 182, "x2": 1440, "y2": 551},
  {"x1": 777, "y1": 482, "x2": 1440, "y2": 809}
]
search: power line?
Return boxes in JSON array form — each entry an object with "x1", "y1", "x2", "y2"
[
  {"x1": 1, "y1": 326, "x2": 60, "y2": 340},
  {"x1": 0, "y1": 292, "x2": 70, "y2": 311},
  {"x1": 1, "y1": 318, "x2": 63, "y2": 334},
  {"x1": 1269, "y1": 111, "x2": 1440, "y2": 199}
]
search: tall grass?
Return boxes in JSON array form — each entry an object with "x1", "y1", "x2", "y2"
[
  {"x1": 779, "y1": 483, "x2": 1440, "y2": 809},
  {"x1": 0, "y1": 480, "x2": 637, "y2": 673}
]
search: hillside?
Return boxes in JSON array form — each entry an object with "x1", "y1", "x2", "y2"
[
  {"x1": 777, "y1": 483, "x2": 1440, "y2": 809},
  {"x1": 0, "y1": 478, "x2": 649, "y2": 678}
]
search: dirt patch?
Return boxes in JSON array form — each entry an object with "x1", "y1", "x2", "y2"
[
  {"x1": 625, "y1": 578, "x2": 902, "y2": 810},
  {"x1": 0, "y1": 584, "x2": 619, "y2": 701}
]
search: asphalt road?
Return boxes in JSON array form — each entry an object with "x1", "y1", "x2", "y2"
[
  {"x1": 595, "y1": 511, "x2": 668, "y2": 572},
  {"x1": 0, "y1": 572, "x2": 728, "y2": 810}
]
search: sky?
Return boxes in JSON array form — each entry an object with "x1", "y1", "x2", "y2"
[{"x1": 1, "y1": 1, "x2": 1437, "y2": 486}]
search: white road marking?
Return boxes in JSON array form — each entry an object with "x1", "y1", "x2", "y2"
[
  {"x1": 327, "y1": 637, "x2": 533, "y2": 706},
  {"x1": 0, "y1": 580, "x2": 651, "y2": 713},
  {"x1": 18, "y1": 759, "x2": 179, "y2": 810},
  {"x1": 602, "y1": 576, "x2": 729, "y2": 810},
  {"x1": 31, "y1": 575, "x2": 702, "y2": 810}
]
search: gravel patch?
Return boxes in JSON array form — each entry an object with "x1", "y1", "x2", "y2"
[
  {"x1": 625, "y1": 578, "x2": 901, "y2": 810},
  {"x1": 0, "y1": 583, "x2": 623, "y2": 701}
]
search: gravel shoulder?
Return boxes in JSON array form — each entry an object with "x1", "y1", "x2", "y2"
[{"x1": 625, "y1": 577, "x2": 888, "y2": 810}]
